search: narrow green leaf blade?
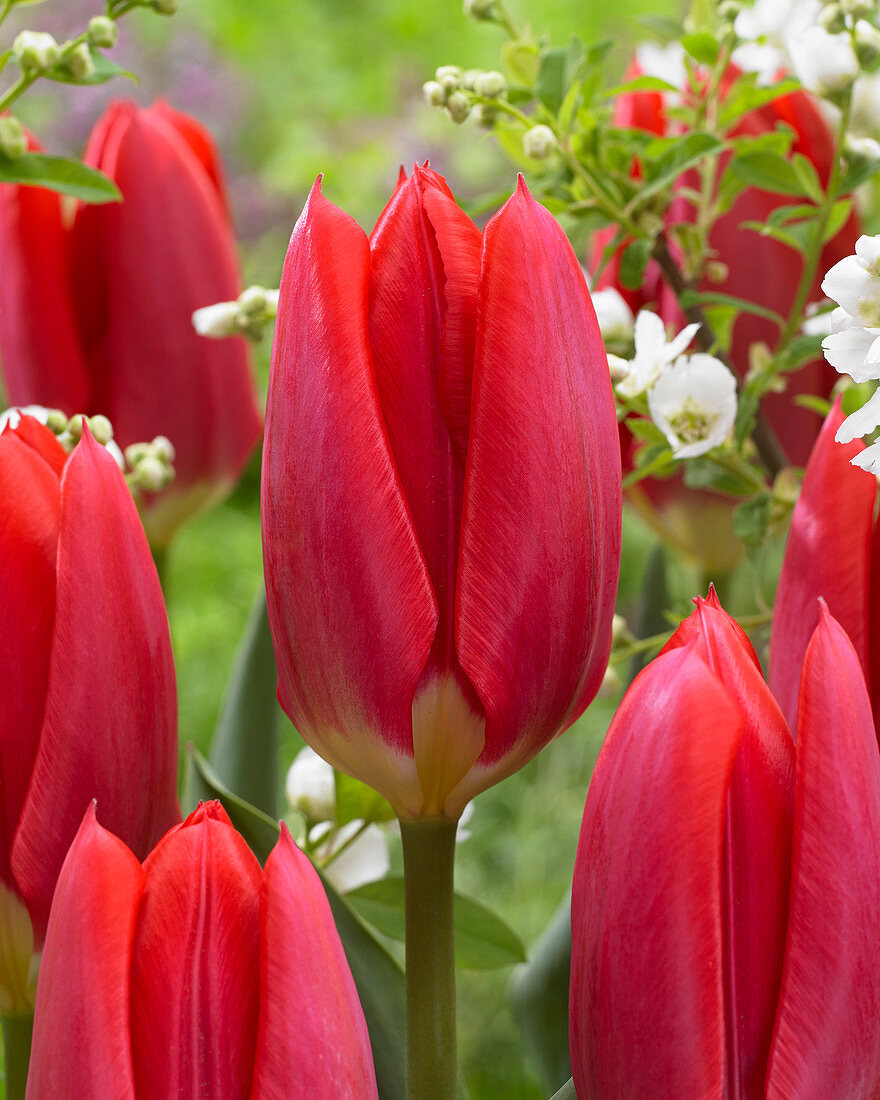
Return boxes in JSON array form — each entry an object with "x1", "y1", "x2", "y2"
[{"x1": 0, "y1": 151, "x2": 121, "y2": 202}]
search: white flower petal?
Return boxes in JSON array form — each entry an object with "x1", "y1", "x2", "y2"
[
  {"x1": 851, "y1": 441, "x2": 880, "y2": 475},
  {"x1": 648, "y1": 353, "x2": 738, "y2": 459},
  {"x1": 856, "y1": 234, "x2": 880, "y2": 275},
  {"x1": 787, "y1": 25, "x2": 859, "y2": 96},
  {"x1": 822, "y1": 325, "x2": 879, "y2": 381},
  {"x1": 592, "y1": 287, "x2": 635, "y2": 341},
  {"x1": 192, "y1": 300, "x2": 240, "y2": 338},
  {"x1": 635, "y1": 41, "x2": 686, "y2": 88},
  {"x1": 633, "y1": 309, "x2": 667, "y2": 357},
  {"x1": 835, "y1": 386, "x2": 880, "y2": 443},
  {"x1": 822, "y1": 255, "x2": 876, "y2": 318},
  {"x1": 321, "y1": 822, "x2": 391, "y2": 894},
  {"x1": 665, "y1": 321, "x2": 701, "y2": 361},
  {"x1": 285, "y1": 746, "x2": 336, "y2": 822}
]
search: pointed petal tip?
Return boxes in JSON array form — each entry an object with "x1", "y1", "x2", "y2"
[{"x1": 183, "y1": 800, "x2": 232, "y2": 828}]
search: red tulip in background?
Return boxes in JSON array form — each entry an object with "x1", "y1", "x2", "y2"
[
  {"x1": 262, "y1": 168, "x2": 621, "y2": 821},
  {"x1": 0, "y1": 415, "x2": 179, "y2": 1012},
  {"x1": 594, "y1": 62, "x2": 860, "y2": 568},
  {"x1": 570, "y1": 594, "x2": 880, "y2": 1098},
  {"x1": 0, "y1": 101, "x2": 263, "y2": 546},
  {"x1": 26, "y1": 801, "x2": 378, "y2": 1099},
  {"x1": 770, "y1": 397, "x2": 880, "y2": 731}
]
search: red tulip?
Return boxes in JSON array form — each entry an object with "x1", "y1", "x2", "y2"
[
  {"x1": 0, "y1": 102, "x2": 263, "y2": 547},
  {"x1": 770, "y1": 397, "x2": 880, "y2": 730},
  {"x1": 570, "y1": 595, "x2": 880, "y2": 1097},
  {"x1": 594, "y1": 62, "x2": 860, "y2": 568},
  {"x1": 262, "y1": 168, "x2": 621, "y2": 820},
  {"x1": 26, "y1": 801, "x2": 378, "y2": 1099},
  {"x1": 0, "y1": 415, "x2": 179, "y2": 1012}
]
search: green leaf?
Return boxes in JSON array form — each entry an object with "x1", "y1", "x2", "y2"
[
  {"x1": 733, "y1": 493, "x2": 773, "y2": 546},
  {"x1": 537, "y1": 48, "x2": 567, "y2": 113},
  {"x1": 625, "y1": 416, "x2": 667, "y2": 444},
  {"x1": 638, "y1": 132, "x2": 725, "y2": 204},
  {"x1": 679, "y1": 289, "x2": 785, "y2": 328},
  {"x1": 791, "y1": 153, "x2": 824, "y2": 204},
  {"x1": 729, "y1": 150, "x2": 805, "y2": 196},
  {"x1": 605, "y1": 75, "x2": 679, "y2": 97},
  {"x1": 503, "y1": 41, "x2": 540, "y2": 87},
  {"x1": 0, "y1": 151, "x2": 121, "y2": 203},
  {"x1": 48, "y1": 50, "x2": 136, "y2": 87},
  {"x1": 510, "y1": 894, "x2": 573, "y2": 1094},
  {"x1": 207, "y1": 588, "x2": 280, "y2": 818},
  {"x1": 681, "y1": 32, "x2": 719, "y2": 66},
  {"x1": 181, "y1": 748, "x2": 406, "y2": 1100},
  {"x1": 683, "y1": 457, "x2": 755, "y2": 496},
  {"x1": 549, "y1": 1080, "x2": 578, "y2": 1100},
  {"x1": 839, "y1": 156, "x2": 880, "y2": 194},
  {"x1": 717, "y1": 77, "x2": 802, "y2": 130},
  {"x1": 740, "y1": 219, "x2": 809, "y2": 253},
  {"x1": 823, "y1": 197, "x2": 853, "y2": 242},
  {"x1": 346, "y1": 877, "x2": 528, "y2": 971},
  {"x1": 335, "y1": 771, "x2": 395, "y2": 827},
  {"x1": 619, "y1": 237, "x2": 653, "y2": 290},
  {"x1": 793, "y1": 393, "x2": 832, "y2": 417}
]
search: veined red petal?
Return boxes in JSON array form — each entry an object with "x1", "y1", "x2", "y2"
[
  {"x1": 262, "y1": 179, "x2": 437, "y2": 816},
  {"x1": 767, "y1": 609, "x2": 880, "y2": 1097},
  {"x1": 150, "y1": 100, "x2": 232, "y2": 216},
  {"x1": 0, "y1": 426, "x2": 60, "y2": 887},
  {"x1": 770, "y1": 400, "x2": 875, "y2": 730},
  {"x1": 251, "y1": 825, "x2": 378, "y2": 1099},
  {"x1": 456, "y1": 178, "x2": 621, "y2": 789},
  {"x1": 130, "y1": 802, "x2": 261, "y2": 1100},
  {"x1": 570, "y1": 645, "x2": 743, "y2": 1099},
  {"x1": 665, "y1": 598, "x2": 795, "y2": 1096},
  {"x1": 11, "y1": 427, "x2": 180, "y2": 941},
  {"x1": 26, "y1": 805, "x2": 143, "y2": 1100}
]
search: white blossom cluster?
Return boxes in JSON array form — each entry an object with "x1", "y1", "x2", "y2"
[
  {"x1": 598, "y1": 300, "x2": 738, "y2": 459},
  {"x1": 821, "y1": 233, "x2": 880, "y2": 471}
]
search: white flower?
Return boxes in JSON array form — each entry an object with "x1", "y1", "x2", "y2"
[
  {"x1": 787, "y1": 24, "x2": 859, "y2": 96},
  {"x1": 591, "y1": 287, "x2": 634, "y2": 342},
  {"x1": 192, "y1": 300, "x2": 240, "y2": 339},
  {"x1": 313, "y1": 820, "x2": 391, "y2": 894},
  {"x1": 634, "y1": 41, "x2": 687, "y2": 90},
  {"x1": 733, "y1": 0, "x2": 820, "y2": 81},
  {"x1": 615, "y1": 310, "x2": 701, "y2": 398},
  {"x1": 285, "y1": 746, "x2": 336, "y2": 822},
  {"x1": 851, "y1": 438, "x2": 880, "y2": 473},
  {"x1": 801, "y1": 302, "x2": 836, "y2": 336},
  {"x1": 647, "y1": 353, "x2": 738, "y2": 458},
  {"x1": 836, "y1": 384, "x2": 880, "y2": 443},
  {"x1": 821, "y1": 307, "x2": 880, "y2": 380}
]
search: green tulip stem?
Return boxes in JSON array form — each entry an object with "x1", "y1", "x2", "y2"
[
  {"x1": 399, "y1": 817, "x2": 458, "y2": 1100},
  {"x1": 2, "y1": 1013, "x2": 33, "y2": 1099}
]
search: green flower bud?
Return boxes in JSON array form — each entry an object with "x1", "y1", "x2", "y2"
[
  {"x1": 446, "y1": 90, "x2": 471, "y2": 124},
  {"x1": 474, "y1": 69, "x2": 506, "y2": 98},
  {"x1": 718, "y1": 0, "x2": 741, "y2": 22},
  {"x1": 819, "y1": 2, "x2": 847, "y2": 33},
  {"x1": 435, "y1": 65, "x2": 461, "y2": 93},
  {"x1": 68, "y1": 414, "x2": 85, "y2": 442},
  {"x1": 151, "y1": 435, "x2": 176, "y2": 464},
  {"x1": 472, "y1": 103, "x2": 498, "y2": 128},
  {"x1": 45, "y1": 409, "x2": 69, "y2": 436},
  {"x1": 423, "y1": 80, "x2": 447, "y2": 107},
  {"x1": 124, "y1": 442, "x2": 150, "y2": 467},
  {"x1": 87, "y1": 415, "x2": 114, "y2": 446},
  {"x1": 237, "y1": 285, "x2": 269, "y2": 317},
  {"x1": 460, "y1": 69, "x2": 482, "y2": 91},
  {"x1": 463, "y1": 0, "x2": 497, "y2": 19},
  {"x1": 842, "y1": 0, "x2": 875, "y2": 16},
  {"x1": 522, "y1": 124, "x2": 557, "y2": 159},
  {"x1": 151, "y1": 0, "x2": 178, "y2": 14},
  {"x1": 0, "y1": 117, "x2": 27, "y2": 160},
  {"x1": 88, "y1": 16, "x2": 118, "y2": 49},
  {"x1": 13, "y1": 31, "x2": 60, "y2": 74},
  {"x1": 65, "y1": 42, "x2": 96, "y2": 82},
  {"x1": 133, "y1": 454, "x2": 172, "y2": 493},
  {"x1": 856, "y1": 19, "x2": 880, "y2": 69}
]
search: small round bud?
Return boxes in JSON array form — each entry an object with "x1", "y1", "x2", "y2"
[
  {"x1": 597, "y1": 664, "x2": 622, "y2": 700},
  {"x1": 705, "y1": 260, "x2": 729, "y2": 284},
  {"x1": 718, "y1": 0, "x2": 741, "y2": 22},
  {"x1": 0, "y1": 117, "x2": 27, "y2": 159},
  {"x1": 435, "y1": 65, "x2": 461, "y2": 93},
  {"x1": 522, "y1": 124, "x2": 557, "y2": 159},
  {"x1": 423, "y1": 80, "x2": 447, "y2": 107},
  {"x1": 819, "y1": 3, "x2": 847, "y2": 33},
  {"x1": 855, "y1": 19, "x2": 880, "y2": 70},
  {"x1": 463, "y1": 0, "x2": 497, "y2": 19},
  {"x1": 88, "y1": 16, "x2": 118, "y2": 49},
  {"x1": 611, "y1": 614, "x2": 633, "y2": 647},
  {"x1": 151, "y1": 0, "x2": 178, "y2": 13},
  {"x1": 65, "y1": 42, "x2": 96, "y2": 81},
  {"x1": 238, "y1": 285, "x2": 269, "y2": 317},
  {"x1": 842, "y1": 0, "x2": 874, "y2": 16},
  {"x1": 460, "y1": 69, "x2": 482, "y2": 91},
  {"x1": 68, "y1": 414, "x2": 85, "y2": 442},
  {"x1": 12, "y1": 31, "x2": 60, "y2": 74},
  {"x1": 471, "y1": 103, "x2": 498, "y2": 128},
  {"x1": 474, "y1": 69, "x2": 506, "y2": 98},
  {"x1": 87, "y1": 414, "x2": 113, "y2": 445},
  {"x1": 639, "y1": 212, "x2": 665, "y2": 237},
  {"x1": 124, "y1": 442, "x2": 150, "y2": 467},
  {"x1": 45, "y1": 409, "x2": 69, "y2": 436},
  {"x1": 446, "y1": 90, "x2": 471, "y2": 124},
  {"x1": 845, "y1": 133, "x2": 880, "y2": 164},
  {"x1": 192, "y1": 301, "x2": 239, "y2": 338},
  {"x1": 151, "y1": 435, "x2": 176, "y2": 463},
  {"x1": 134, "y1": 455, "x2": 171, "y2": 493}
]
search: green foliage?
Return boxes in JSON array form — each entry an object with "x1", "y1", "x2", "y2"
[{"x1": 0, "y1": 150, "x2": 120, "y2": 200}]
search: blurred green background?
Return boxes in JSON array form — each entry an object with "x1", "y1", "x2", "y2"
[{"x1": 14, "y1": 0, "x2": 694, "y2": 1094}]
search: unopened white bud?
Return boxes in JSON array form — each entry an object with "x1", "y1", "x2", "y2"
[
  {"x1": 474, "y1": 69, "x2": 506, "y2": 98},
  {"x1": 237, "y1": 285, "x2": 269, "y2": 317},
  {"x1": 135, "y1": 455, "x2": 171, "y2": 493},
  {"x1": 843, "y1": 0, "x2": 875, "y2": 16},
  {"x1": 598, "y1": 664, "x2": 622, "y2": 699},
  {"x1": 88, "y1": 16, "x2": 118, "y2": 49},
  {"x1": 435, "y1": 65, "x2": 461, "y2": 93},
  {"x1": 13, "y1": 31, "x2": 60, "y2": 74},
  {"x1": 151, "y1": 435, "x2": 176, "y2": 463},
  {"x1": 423, "y1": 80, "x2": 447, "y2": 107},
  {"x1": 463, "y1": 0, "x2": 497, "y2": 19},
  {"x1": 45, "y1": 409, "x2": 69, "y2": 436},
  {"x1": 523, "y1": 124, "x2": 557, "y2": 159},
  {"x1": 0, "y1": 117, "x2": 27, "y2": 159},
  {"x1": 68, "y1": 414, "x2": 85, "y2": 441},
  {"x1": 819, "y1": 3, "x2": 847, "y2": 34},
  {"x1": 472, "y1": 103, "x2": 498, "y2": 127},
  {"x1": 461, "y1": 69, "x2": 482, "y2": 91},
  {"x1": 611, "y1": 614, "x2": 633, "y2": 647},
  {"x1": 65, "y1": 42, "x2": 95, "y2": 81},
  {"x1": 192, "y1": 301, "x2": 239, "y2": 338},
  {"x1": 856, "y1": 19, "x2": 880, "y2": 70},
  {"x1": 446, "y1": 90, "x2": 471, "y2": 123},
  {"x1": 87, "y1": 415, "x2": 113, "y2": 445},
  {"x1": 124, "y1": 442, "x2": 149, "y2": 466}
]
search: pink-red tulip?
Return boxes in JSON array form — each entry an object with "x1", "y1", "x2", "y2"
[
  {"x1": 770, "y1": 397, "x2": 880, "y2": 730},
  {"x1": 262, "y1": 168, "x2": 621, "y2": 820},
  {"x1": 594, "y1": 63, "x2": 859, "y2": 568},
  {"x1": 0, "y1": 102, "x2": 263, "y2": 546},
  {"x1": 570, "y1": 594, "x2": 880, "y2": 1098},
  {"x1": 27, "y1": 801, "x2": 378, "y2": 1099},
  {"x1": 0, "y1": 415, "x2": 179, "y2": 1012}
]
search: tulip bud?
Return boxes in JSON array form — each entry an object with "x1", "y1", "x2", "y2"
[
  {"x1": 87, "y1": 16, "x2": 118, "y2": 49},
  {"x1": 0, "y1": 116, "x2": 27, "y2": 160},
  {"x1": 64, "y1": 42, "x2": 96, "y2": 82},
  {"x1": 474, "y1": 69, "x2": 506, "y2": 98},
  {"x1": 12, "y1": 31, "x2": 60, "y2": 73},
  {"x1": 423, "y1": 79, "x2": 447, "y2": 107},
  {"x1": 523, "y1": 124, "x2": 557, "y2": 159},
  {"x1": 446, "y1": 90, "x2": 471, "y2": 123}
]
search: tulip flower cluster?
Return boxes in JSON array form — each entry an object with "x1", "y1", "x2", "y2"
[
  {"x1": 0, "y1": 101, "x2": 263, "y2": 546},
  {"x1": 571, "y1": 592, "x2": 880, "y2": 1097}
]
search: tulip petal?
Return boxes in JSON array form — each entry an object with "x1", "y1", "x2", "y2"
[
  {"x1": 456, "y1": 178, "x2": 621, "y2": 792},
  {"x1": 12, "y1": 427, "x2": 179, "y2": 941},
  {"x1": 251, "y1": 825, "x2": 378, "y2": 1099},
  {"x1": 0, "y1": 425, "x2": 60, "y2": 888},
  {"x1": 130, "y1": 802, "x2": 262, "y2": 1100},
  {"x1": 665, "y1": 597, "x2": 795, "y2": 1096},
  {"x1": 26, "y1": 804, "x2": 143, "y2": 1100},
  {"x1": 150, "y1": 100, "x2": 232, "y2": 216},
  {"x1": 262, "y1": 179, "x2": 437, "y2": 815},
  {"x1": 770, "y1": 399, "x2": 875, "y2": 730},
  {"x1": 767, "y1": 608, "x2": 880, "y2": 1097},
  {"x1": 570, "y1": 645, "x2": 743, "y2": 1099}
]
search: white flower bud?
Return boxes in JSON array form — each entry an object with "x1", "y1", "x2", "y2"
[
  {"x1": 13, "y1": 31, "x2": 60, "y2": 74},
  {"x1": 472, "y1": 103, "x2": 498, "y2": 127},
  {"x1": 843, "y1": 0, "x2": 875, "y2": 16},
  {"x1": 597, "y1": 664, "x2": 622, "y2": 699},
  {"x1": 87, "y1": 415, "x2": 113, "y2": 445},
  {"x1": 474, "y1": 69, "x2": 506, "y2": 98},
  {"x1": 522, "y1": 124, "x2": 557, "y2": 159},
  {"x1": 0, "y1": 117, "x2": 27, "y2": 160},
  {"x1": 151, "y1": 435, "x2": 176, "y2": 463},
  {"x1": 286, "y1": 747, "x2": 336, "y2": 822},
  {"x1": 788, "y1": 24, "x2": 859, "y2": 96},
  {"x1": 856, "y1": 19, "x2": 880, "y2": 70},
  {"x1": 65, "y1": 42, "x2": 95, "y2": 82},
  {"x1": 192, "y1": 300, "x2": 239, "y2": 338},
  {"x1": 125, "y1": 442, "x2": 150, "y2": 467},
  {"x1": 592, "y1": 287, "x2": 635, "y2": 342},
  {"x1": 423, "y1": 80, "x2": 447, "y2": 107},
  {"x1": 461, "y1": 69, "x2": 482, "y2": 91},
  {"x1": 463, "y1": 0, "x2": 497, "y2": 19},
  {"x1": 446, "y1": 90, "x2": 471, "y2": 124},
  {"x1": 88, "y1": 16, "x2": 118, "y2": 49},
  {"x1": 237, "y1": 285, "x2": 269, "y2": 317},
  {"x1": 134, "y1": 454, "x2": 172, "y2": 493},
  {"x1": 819, "y1": 3, "x2": 847, "y2": 34},
  {"x1": 435, "y1": 65, "x2": 461, "y2": 93}
]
